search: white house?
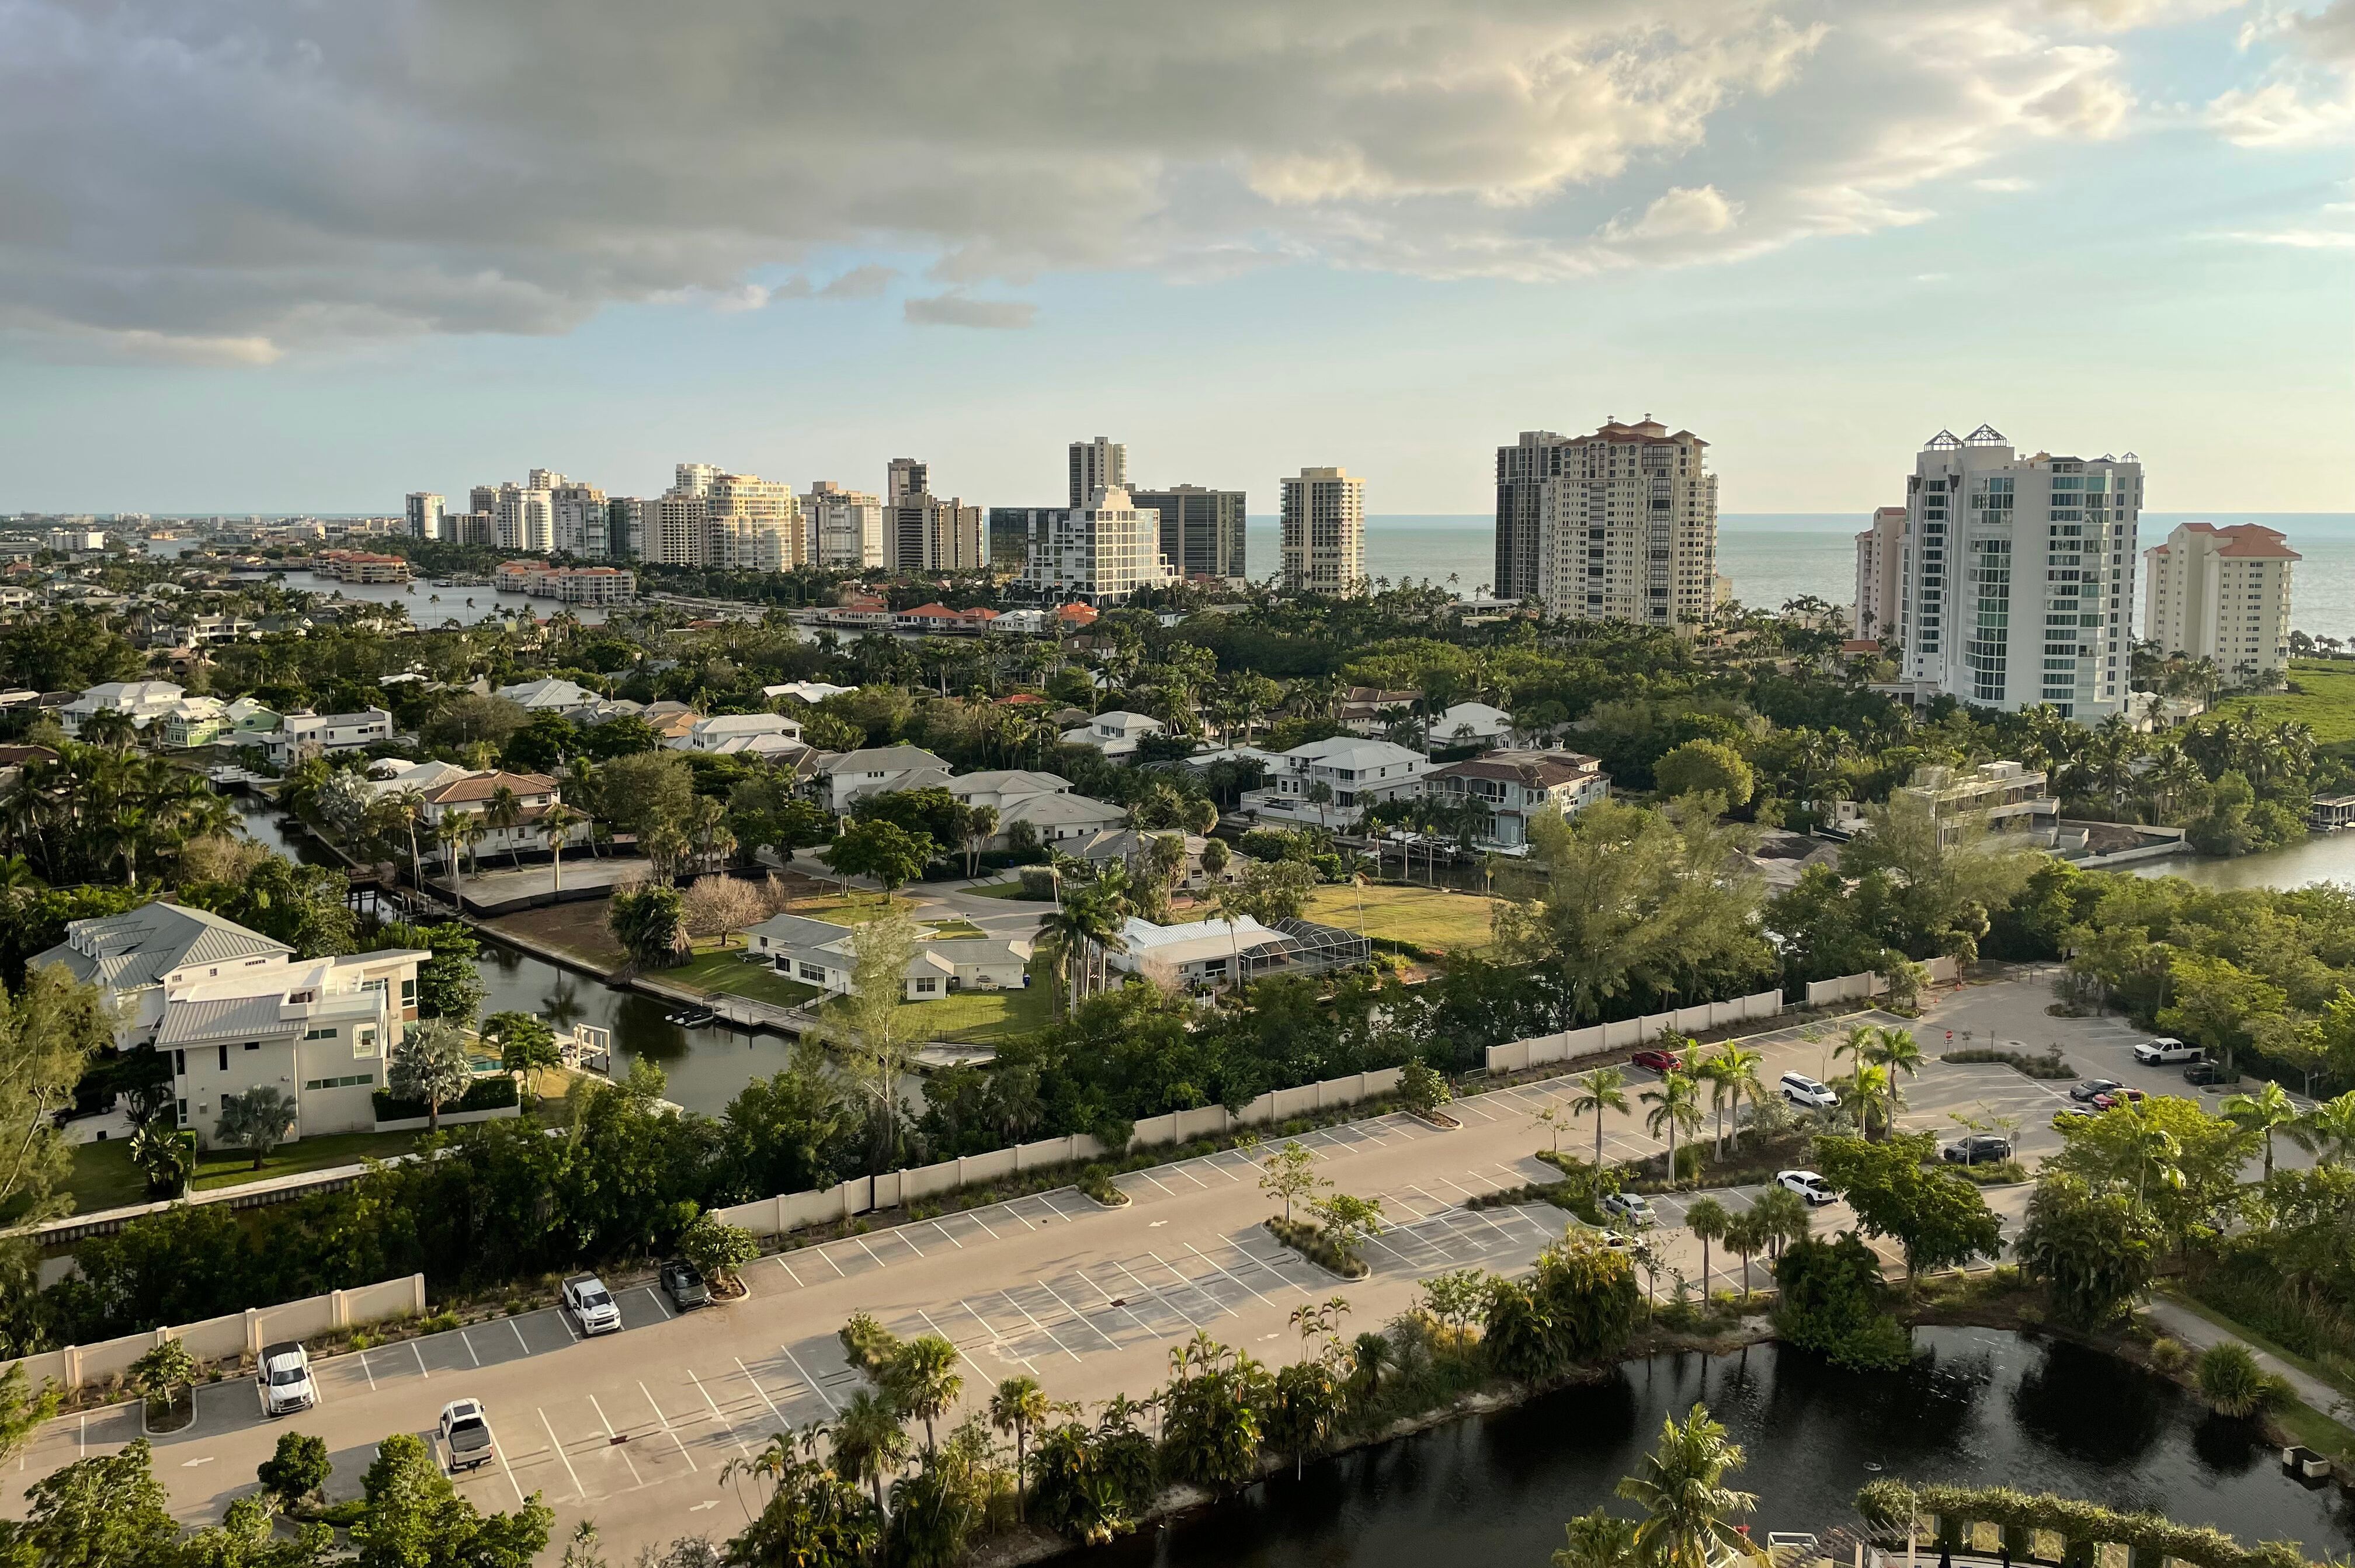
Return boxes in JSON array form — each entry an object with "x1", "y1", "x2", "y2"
[
  {"x1": 1058, "y1": 710, "x2": 1165, "y2": 760},
  {"x1": 418, "y1": 770, "x2": 564, "y2": 865},
  {"x1": 161, "y1": 945, "x2": 431, "y2": 1148},
  {"x1": 817, "y1": 745, "x2": 953, "y2": 812},
  {"x1": 942, "y1": 769, "x2": 1072, "y2": 813},
  {"x1": 492, "y1": 677, "x2": 603, "y2": 716},
  {"x1": 1418, "y1": 748, "x2": 1610, "y2": 853},
  {"x1": 58, "y1": 680, "x2": 187, "y2": 736},
  {"x1": 1106, "y1": 913, "x2": 1291, "y2": 989},
  {"x1": 739, "y1": 912, "x2": 1031, "y2": 1001},
  {"x1": 1426, "y1": 701, "x2": 1514, "y2": 752},
  {"x1": 1240, "y1": 736, "x2": 1430, "y2": 829},
  {"x1": 669, "y1": 712, "x2": 805, "y2": 758},
  {"x1": 264, "y1": 707, "x2": 394, "y2": 767},
  {"x1": 32, "y1": 903, "x2": 296, "y2": 1049},
  {"x1": 994, "y1": 790, "x2": 1127, "y2": 848},
  {"x1": 762, "y1": 681, "x2": 856, "y2": 705}
]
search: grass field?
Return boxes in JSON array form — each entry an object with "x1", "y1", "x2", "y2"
[
  {"x1": 784, "y1": 893, "x2": 919, "y2": 925},
  {"x1": 1302, "y1": 883, "x2": 1504, "y2": 953},
  {"x1": 963, "y1": 881, "x2": 1035, "y2": 901},
  {"x1": 2228, "y1": 660, "x2": 2355, "y2": 746},
  {"x1": 67, "y1": 1128, "x2": 435, "y2": 1212},
  {"x1": 666, "y1": 947, "x2": 826, "y2": 1009},
  {"x1": 892, "y1": 955, "x2": 1055, "y2": 1045}
]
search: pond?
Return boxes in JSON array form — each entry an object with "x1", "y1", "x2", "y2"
[
  {"x1": 2132, "y1": 834, "x2": 2355, "y2": 893},
  {"x1": 1078, "y1": 1330, "x2": 2353, "y2": 1568}
]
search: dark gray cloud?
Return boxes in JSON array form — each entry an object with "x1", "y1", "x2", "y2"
[
  {"x1": 903, "y1": 292, "x2": 1037, "y2": 329},
  {"x1": 0, "y1": 0, "x2": 2187, "y2": 361}
]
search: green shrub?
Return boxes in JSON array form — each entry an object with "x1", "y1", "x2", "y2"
[
  {"x1": 1941, "y1": 1047, "x2": 2073, "y2": 1079},
  {"x1": 1774, "y1": 1233, "x2": 1910, "y2": 1370},
  {"x1": 2147, "y1": 1337, "x2": 2190, "y2": 1374},
  {"x1": 838, "y1": 1310, "x2": 900, "y2": 1374},
  {"x1": 371, "y1": 1074, "x2": 517, "y2": 1123},
  {"x1": 1078, "y1": 1164, "x2": 1126, "y2": 1207},
  {"x1": 1266, "y1": 1216, "x2": 1368, "y2": 1279},
  {"x1": 1017, "y1": 866, "x2": 1060, "y2": 901},
  {"x1": 2194, "y1": 1343, "x2": 2288, "y2": 1418}
]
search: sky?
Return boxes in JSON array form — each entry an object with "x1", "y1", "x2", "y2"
[{"x1": 1, "y1": 0, "x2": 2351, "y2": 517}]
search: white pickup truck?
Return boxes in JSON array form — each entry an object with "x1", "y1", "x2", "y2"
[{"x1": 439, "y1": 1399, "x2": 496, "y2": 1473}]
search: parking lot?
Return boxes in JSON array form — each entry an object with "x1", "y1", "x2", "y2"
[{"x1": 4, "y1": 975, "x2": 2278, "y2": 1552}]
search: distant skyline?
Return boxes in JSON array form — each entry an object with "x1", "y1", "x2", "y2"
[{"x1": 2, "y1": 1, "x2": 2350, "y2": 515}]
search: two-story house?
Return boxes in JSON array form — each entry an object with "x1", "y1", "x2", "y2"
[
  {"x1": 418, "y1": 770, "x2": 563, "y2": 865},
  {"x1": 1419, "y1": 748, "x2": 1611, "y2": 853},
  {"x1": 32, "y1": 903, "x2": 296, "y2": 1049},
  {"x1": 669, "y1": 712, "x2": 805, "y2": 758},
  {"x1": 1240, "y1": 736, "x2": 1429, "y2": 829},
  {"x1": 263, "y1": 707, "x2": 394, "y2": 767},
  {"x1": 816, "y1": 745, "x2": 953, "y2": 813},
  {"x1": 57, "y1": 680, "x2": 189, "y2": 737},
  {"x1": 162, "y1": 945, "x2": 429, "y2": 1148}
]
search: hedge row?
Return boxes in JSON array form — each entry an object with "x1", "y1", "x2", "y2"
[{"x1": 371, "y1": 1075, "x2": 519, "y2": 1123}]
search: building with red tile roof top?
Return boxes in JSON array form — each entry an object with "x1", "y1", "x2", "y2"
[{"x1": 2142, "y1": 522, "x2": 2298, "y2": 679}]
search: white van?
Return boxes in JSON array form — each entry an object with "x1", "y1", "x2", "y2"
[{"x1": 1779, "y1": 1070, "x2": 1836, "y2": 1110}]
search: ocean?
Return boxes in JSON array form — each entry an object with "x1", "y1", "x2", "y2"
[{"x1": 1245, "y1": 513, "x2": 2355, "y2": 641}]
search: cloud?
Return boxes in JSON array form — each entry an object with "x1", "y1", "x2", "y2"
[
  {"x1": 1971, "y1": 175, "x2": 2036, "y2": 190},
  {"x1": 904, "y1": 293, "x2": 1036, "y2": 329},
  {"x1": 0, "y1": 0, "x2": 2219, "y2": 357},
  {"x1": 2207, "y1": 0, "x2": 2355, "y2": 144}
]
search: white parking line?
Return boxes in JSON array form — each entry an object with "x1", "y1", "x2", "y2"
[
  {"x1": 412, "y1": 1342, "x2": 430, "y2": 1378},
  {"x1": 1167, "y1": 1163, "x2": 1210, "y2": 1189},
  {"x1": 995, "y1": 1290, "x2": 1082, "y2": 1362},
  {"x1": 778, "y1": 1343, "x2": 840, "y2": 1416},
  {"x1": 485, "y1": 1420, "x2": 528, "y2": 1507},
  {"x1": 638, "y1": 1381, "x2": 696, "y2": 1472},
  {"x1": 1147, "y1": 1251, "x2": 1235, "y2": 1319},
  {"x1": 967, "y1": 1211, "x2": 1001, "y2": 1239},
  {"x1": 538, "y1": 1407, "x2": 590, "y2": 1501},
  {"x1": 1001, "y1": 1203, "x2": 1037, "y2": 1231},
  {"x1": 685, "y1": 1369, "x2": 751, "y2": 1459},
  {"x1": 1183, "y1": 1243, "x2": 1272, "y2": 1306},
  {"x1": 1109, "y1": 1257, "x2": 1205, "y2": 1327},
  {"x1": 587, "y1": 1394, "x2": 644, "y2": 1487},
  {"x1": 1035, "y1": 1278, "x2": 1120, "y2": 1350},
  {"x1": 734, "y1": 1359, "x2": 786, "y2": 1426},
  {"x1": 1206, "y1": 1155, "x2": 1245, "y2": 1181},
  {"x1": 358, "y1": 1350, "x2": 377, "y2": 1391},
  {"x1": 776, "y1": 1255, "x2": 805, "y2": 1287},
  {"x1": 1074, "y1": 1269, "x2": 1159, "y2": 1336},
  {"x1": 893, "y1": 1229, "x2": 925, "y2": 1258},
  {"x1": 852, "y1": 1236, "x2": 889, "y2": 1268},
  {"x1": 460, "y1": 1329, "x2": 481, "y2": 1367},
  {"x1": 919, "y1": 1307, "x2": 1020, "y2": 1377},
  {"x1": 647, "y1": 1287, "x2": 673, "y2": 1321},
  {"x1": 1220, "y1": 1243, "x2": 1317, "y2": 1297},
  {"x1": 1135, "y1": 1170, "x2": 1178, "y2": 1196},
  {"x1": 509, "y1": 1319, "x2": 530, "y2": 1354},
  {"x1": 930, "y1": 1221, "x2": 964, "y2": 1250}
]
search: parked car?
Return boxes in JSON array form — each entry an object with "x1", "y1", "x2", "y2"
[
  {"x1": 2069, "y1": 1079, "x2": 2123, "y2": 1103},
  {"x1": 1941, "y1": 1134, "x2": 2014, "y2": 1165},
  {"x1": 2055, "y1": 1104, "x2": 2096, "y2": 1121},
  {"x1": 439, "y1": 1399, "x2": 495, "y2": 1473},
  {"x1": 660, "y1": 1259, "x2": 713, "y2": 1310},
  {"x1": 1776, "y1": 1170, "x2": 1837, "y2": 1206},
  {"x1": 2183, "y1": 1060, "x2": 2228, "y2": 1086},
  {"x1": 2092, "y1": 1087, "x2": 2146, "y2": 1110},
  {"x1": 1593, "y1": 1230, "x2": 1639, "y2": 1253},
  {"x1": 1630, "y1": 1048, "x2": 1683, "y2": 1074},
  {"x1": 2134, "y1": 1037, "x2": 2201, "y2": 1065},
  {"x1": 1600, "y1": 1191, "x2": 1655, "y2": 1226},
  {"x1": 562, "y1": 1273, "x2": 622, "y2": 1334},
  {"x1": 1779, "y1": 1072, "x2": 1837, "y2": 1110},
  {"x1": 256, "y1": 1341, "x2": 316, "y2": 1417}
]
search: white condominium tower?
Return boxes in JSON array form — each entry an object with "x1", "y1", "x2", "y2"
[
  {"x1": 1068, "y1": 437, "x2": 1127, "y2": 507},
  {"x1": 404, "y1": 492, "x2": 446, "y2": 541},
  {"x1": 494, "y1": 482, "x2": 553, "y2": 552},
  {"x1": 550, "y1": 479, "x2": 609, "y2": 557},
  {"x1": 805, "y1": 481, "x2": 885, "y2": 570},
  {"x1": 2142, "y1": 521, "x2": 2297, "y2": 681},
  {"x1": 649, "y1": 463, "x2": 802, "y2": 569},
  {"x1": 1021, "y1": 485, "x2": 1176, "y2": 604},
  {"x1": 1280, "y1": 467, "x2": 1365, "y2": 597},
  {"x1": 1852, "y1": 505, "x2": 1906, "y2": 642},
  {"x1": 1899, "y1": 425, "x2": 2141, "y2": 721},
  {"x1": 1508, "y1": 420, "x2": 1717, "y2": 627}
]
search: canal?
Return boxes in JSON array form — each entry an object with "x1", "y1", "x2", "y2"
[
  {"x1": 2132, "y1": 832, "x2": 2355, "y2": 892},
  {"x1": 1080, "y1": 1330, "x2": 2353, "y2": 1567}
]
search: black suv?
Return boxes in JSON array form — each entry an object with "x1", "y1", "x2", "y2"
[
  {"x1": 2182, "y1": 1060, "x2": 2228, "y2": 1087},
  {"x1": 659, "y1": 1260, "x2": 714, "y2": 1310},
  {"x1": 1940, "y1": 1134, "x2": 2014, "y2": 1165}
]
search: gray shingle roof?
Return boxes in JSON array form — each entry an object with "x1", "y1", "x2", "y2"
[{"x1": 30, "y1": 903, "x2": 290, "y2": 994}]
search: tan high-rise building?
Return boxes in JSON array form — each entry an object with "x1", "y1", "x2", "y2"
[
  {"x1": 1068, "y1": 437, "x2": 1127, "y2": 508},
  {"x1": 1280, "y1": 467, "x2": 1365, "y2": 597},
  {"x1": 804, "y1": 481, "x2": 884, "y2": 571},
  {"x1": 2142, "y1": 522, "x2": 2297, "y2": 683},
  {"x1": 1853, "y1": 505, "x2": 1907, "y2": 642},
  {"x1": 1519, "y1": 420, "x2": 1718, "y2": 627},
  {"x1": 706, "y1": 471, "x2": 803, "y2": 571},
  {"x1": 887, "y1": 493, "x2": 984, "y2": 574},
  {"x1": 551, "y1": 481, "x2": 609, "y2": 557}
]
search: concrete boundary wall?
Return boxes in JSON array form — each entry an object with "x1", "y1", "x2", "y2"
[
  {"x1": 1, "y1": 1274, "x2": 425, "y2": 1392},
  {"x1": 1802, "y1": 955, "x2": 1958, "y2": 1010},
  {"x1": 1483, "y1": 989, "x2": 1785, "y2": 1076},
  {"x1": 716, "y1": 1066, "x2": 1409, "y2": 1241}
]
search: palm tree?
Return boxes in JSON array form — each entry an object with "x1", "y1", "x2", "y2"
[
  {"x1": 2289, "y1": 1090, "x2": 2355, "y2": 1167},
  {"x1": 1833, "y1": 1023, "x2": 1881, "y2": 1080},
  {"x1": 1569, "y1": 1067, "x2": 1631, "y2": 1167},
  {"x1": 383, "y1": 787, "x2": 429, "y2": 893},
  {"x1": 1683, "y1": 1197, "x2": 1729, "y2": 1300},
  {"x1": 1724, "y1": 1209, "x2": 1767, "y2": 1296},
  {"x1": 440, "y1": 812, "x2": 483, "y2": 908},
  {"x1": 888, "y1": 1336, "x2": 962, "y2": 1459},
  {"x1": 1836, "y1": 1063, "x2": 1894, "y2": 1141},
  {"x1": 830, "y1": 1387, "x2": 911, "y2": 1527},
  {"x1": 2221, "y1": 1080, "x2": 2300, "y2": 1179},
  {"x1": 1751, "y1": 1185, "x2": 1812, "y2": 1263},
  {"x1": 989, "y1": 1376, "x2": 1048, "y2": 1521},
  {"x1": 540, "y1": 802, "x2": 585, "y2": 894},
  {"x1": 1863, "y1": 1028, "x2": 1923, "y2": 1138},
  {"x1": 1614, "y1": 1403, "x2": 1758, "y2": 1568},
  {"x1": 1642, "y1": 1072, "x2": 1703, "y2": 1187},
  {"x1": 1711, "y1": 1045, "x2": 1766, "y2": 1153},
  {"x1": 962, "y1": 804, "x2": 999, "y2": 879},
  {"x1": 485, "y1": 783, "x2": 524, "y2": 869}
]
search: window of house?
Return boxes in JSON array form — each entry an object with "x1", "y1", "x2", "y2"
[
  {"x1": 915, "y1": 977, "x2": 938, "y2": 994},
  {"x1": 353, "y1": 1028, "x2": 377, "y2": 1058},
  {"x1": 304, "y1": 1026, "x2": 338, "y2": 1040},
  {"x1": 217, "y1": 1045, "x2": 228, "y2": 1072}
]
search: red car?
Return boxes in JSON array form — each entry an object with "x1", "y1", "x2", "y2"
[
  {"x1": 1630, "y1": 1048, "x2": 1683, "y2": 1073},
  {"x1": 2092, "y1": 1087, "x2": 2148, "y2": 1110}
]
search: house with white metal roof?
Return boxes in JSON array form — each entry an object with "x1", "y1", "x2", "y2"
[
  {"x1": 739, "y1": 913, "x2": 1031, "y2": 1001},
  {"x1": 1239, "y1": 736, "x2": 1429, "y2": 828},
  {"x1": 32, "y1": 903, "x2": 294, "y2": 1048}
]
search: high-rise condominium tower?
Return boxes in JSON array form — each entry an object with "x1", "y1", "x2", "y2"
[
  {"x1": 705, "y1": 471, "x2": 803, "y2": 571},
  {"x1": 1280, "y1": 467, "x2": 1366, "y2": 598},
  {"x1": 551, "y1": 481, "x2": 609, "y2": 557},
  {"x1": 1069, "y1": 437, "x2": 1127, "y2": 508},
  {"x1": 1898, "y1": 425, "x2": 2141, "y2": 720},
  {"x1": 885, "y1": 458, "x2": 929, "y2": 506},
  {"x1": 1021, "y1": 485, "x2": 1176, "y2": 604},
  {"x1": 404, "y1": 492, "x2": 445, "y2": 541},
  {"x1": 2142, "y1": 521, "x2": 2296, "y2": 682},
  {"x1": 494, "y1": 482, "x2": 553, "y2": 552},
  {"x1": 1508, "y1": 420, "x2": 1717, "y2": 626},
  {"x1": 805, "y1": 481, "x2": 885, "y2": 570},
  {"x1": 1128, "y1": 485, "x2": 1246, "y2": 582},
  {"x1": 1853, "y1": 505, "x2": 1907, "y2": 642}
]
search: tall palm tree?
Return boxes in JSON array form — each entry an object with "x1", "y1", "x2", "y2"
[
  {"x1": 1642, "y1": 1072, "x2": 1703, "y2": 1188},
  {"x1": 962, "y1": 804, "x2": 999, "y2": 879},
  {"x1": 1863, "y1": 1028, "x2": 1923, "y2": 1139},
  {"x1": 540, "y1": 802, "x2": 585, "y2": 894},
  {"x1": 1711, "y1": 1045, "x2": 1766, "y2": 1153},
  {"x1": 1569, "y1": 1067, "x2": 1631, "y2": 1167},
  {"x1": 888, "y1": 1336, "x2": 963, "y2": 1458},
  {"x1": 1614, "y1": 1403, "x2": 1758, "y2": 1568},
  {"x1": 687, "y1": 794, "x2": 730, "y2": 872},
  {"x1": 2289, "y1": 1090, "x2": 2355, "y2": 1167},
  {"x1": 2221, "y1": 1080, "x2": 2300, "y2": 1179},
  {"x1": 384, "y1": 787, "x2": 429, "y2": 893},
  {"x1": 830, "y1": 1388, "x2": 911, "y2": 1528},
  {"x1": 989, "y1": 1376, "x2": 1049, "y2": 1521},
  {"x1": 1836, "y1": 1063, "x2": 1894, "y2": 1140},
  {"x1": 1683, "y1": 1197, "x2": 1729, "y2": 1300},
  {"x1": 440, "y1": 812, "x2": 483, "y2": 908},
  {"x1": 485, "y1": 783, "x2": 524, "y2": 869}
]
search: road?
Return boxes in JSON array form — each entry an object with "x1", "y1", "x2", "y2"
[{"x1": 0, "y1": 976, "x2": 2256, "y2": 1556}]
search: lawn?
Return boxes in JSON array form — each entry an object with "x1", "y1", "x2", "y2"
[
  {"x1": 923, "y1": 918, "x2": 988, "y2": 938},
  {"x1": 67, "y1": 1128, "x2": 434, "y2": 1213},
  {"x1": 667, "y1": 947, "x2": 826, "y2": 1009},
  {"x1": 1301, "y1": 883, "x2": 1505, "y2": 954},
  {"x1": 2232, "y1": 660, "x2": 2355, "y2": 746},
  {"x1": 782, "y1": 893, "x2": 920, "y2": 926},
  {"x1": 484, "y1": 898, "x2": 628, "y2": 968},
  {"x1": 890, "y1": 955, "x2": 1056, "y2": 1045}
]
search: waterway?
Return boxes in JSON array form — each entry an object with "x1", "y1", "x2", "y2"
[
  {"x1": 141, "y1": 537, "x2": 608, "y2": 628},
  {"x1": 2131, "y1": 833, "x2": 2355, "y2": 892},
  {"x1": 1080, "y1": 1330, "x2": 2353, "y2": 1568}
]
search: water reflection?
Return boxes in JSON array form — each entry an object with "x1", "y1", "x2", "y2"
[
  {"x1": 1078, "y1": 1331, "x2": 2352, "y2": 1568},
  {"x1": 2132, "y1": 835, "x2": 2355, "y2": 891}
]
